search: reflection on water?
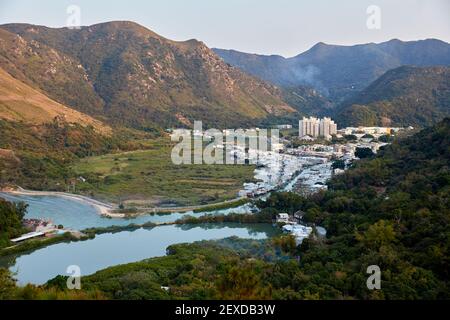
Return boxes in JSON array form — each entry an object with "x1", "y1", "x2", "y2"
[
  {"x1": 176, "y1": 223, "x2": 274, "y2": 235},
  {"x1": 0, "y1": 223, "x2": 279, "y2": 285}
]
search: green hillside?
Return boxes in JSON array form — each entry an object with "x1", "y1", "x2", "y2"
[
  {"x1": 335, "y1": 66, "x2": 450, "y2": 127},
  {"x1": 0, "y1": 119, "x2": 152, "y2": 190}
]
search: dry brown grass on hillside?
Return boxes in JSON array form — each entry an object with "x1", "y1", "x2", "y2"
[{"x1": 0, "y1": 67, "x2": 111, "y2": 135}]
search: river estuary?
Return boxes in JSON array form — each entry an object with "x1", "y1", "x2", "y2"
[
  {"x1": 0, "y1": 193, "x2": 279, "y2": 285},
  {"x1": 0, "y1": 193, "x2": 257, "y2": 229},
  {"x1": 0, "y1": 153, "x2": 328, "y2": 285}
]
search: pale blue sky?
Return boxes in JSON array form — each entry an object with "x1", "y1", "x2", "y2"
[{"x1": 0, "y1": 0, "x2": 449, "y2": 57}]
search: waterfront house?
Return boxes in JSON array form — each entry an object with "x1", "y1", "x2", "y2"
[{"x1": 276, "y1": 213, "x2": 290, "y2": 224}]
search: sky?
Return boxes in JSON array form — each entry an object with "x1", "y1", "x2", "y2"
[{"x1": 0, "y1": 0, "x2": 449, "y2": 57}]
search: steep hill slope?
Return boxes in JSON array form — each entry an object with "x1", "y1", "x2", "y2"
[
  {"x1": 214, "y1": 39, "x2": 450, "y2": 102},
  {"x1": 281, "y1": 85, "x2": 334, "y2": 117},
  {"x1": 0, "y1": 28, "x2": 105, "y2": 117},
  {"x1": 0, "y1": 67, "x2": 110, "y2": 134},
  {"x1": 335, "y1": 66, "x2": 450, "y2": 127},
  {"x1": 0, "y1": 22, "x2": 295, "y2": 129}
]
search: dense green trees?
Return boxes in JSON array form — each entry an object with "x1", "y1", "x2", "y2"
[
  {"x1": 332, "y1": 160, "x2": 346, "y2": 170},
  {"x1": 0, "y1": 268, "x2": 17, "y2": 299},
  {"x1": 285, "y1": 118, "x2": 449, "y2": 298},
  {"x1": 378, "y1": 134, "x2": 395, "y2": 143},
  {"x1": 355, "y1": 147, "x2": 375, "y2": 159},
  {"x1": 0, "y1": 268, "x2": 105, "y2": 300},
  {"x1": 0, "y1": 198, "x2": 27, "y2": 248},
  {"x1": 2, "y1": 119, "x2": 449, "y2": 300}
]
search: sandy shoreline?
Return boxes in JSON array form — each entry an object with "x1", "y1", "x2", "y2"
[
  {"x1": 0, "y1": 187, "x2": 250, "y2": 219},
  {"x1": 0, "y1": 187, "x2": 125, "y2": 218}
]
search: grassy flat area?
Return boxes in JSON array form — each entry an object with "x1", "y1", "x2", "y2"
[{"x1": 72, "y1": 138, "x2": 256, "y2": 207}]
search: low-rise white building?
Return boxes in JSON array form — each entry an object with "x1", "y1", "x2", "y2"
[{"x1": 276, "y1": 213, "x2": 290, "y2": 224}]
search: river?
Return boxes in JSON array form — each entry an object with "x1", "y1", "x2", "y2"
[
  {"x1": 0, "y1": 193, "x2": 255, "y2": 230},
  {"x1": 0, "y1": 223, "x2": 278, "y2": 285},
  {"x1": 0, "y1": 156, "x2": 314, "y2": 286},
  {"x1": 0, "y1": 193, "x2": 279, "y2": 285}
]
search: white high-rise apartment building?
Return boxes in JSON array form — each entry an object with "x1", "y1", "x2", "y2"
[
  {"x1": 299, "y1": 117, "x2": 338, "y2": 140},
  {"x1": 299, "y1": 117, "x2": 320, "y2": 137}
]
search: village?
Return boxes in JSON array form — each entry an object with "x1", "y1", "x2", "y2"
[
  {"x1": 7, "y1": 117, "x2": 412, "y2": 247},
  {"x1": 166, "y1": 117, "x2": 412, "y2": 247},
  {"x1": 235, "y1": 117, "x2": 412, "y2": 244}
]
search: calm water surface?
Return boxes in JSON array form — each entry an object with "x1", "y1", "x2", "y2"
[
  {"x1": 0, "y1": 223, "x2": 277, "y2": 285},
  {"x1": 0, "y1": 193, "x2": 278, "y2": 285},
  {"x1": 0, "y1": 193, "x2": 254, "y2": 230}
]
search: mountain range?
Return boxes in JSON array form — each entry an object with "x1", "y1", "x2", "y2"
[
  {"x1": 0, "y1": 21, "x2": 294, "y2": 130},
  {"x1": 0, "y1": 21, "x2": 449, "y2": 130},
  {"x1": 214, "y1": 39, "x2": 450, "y2": 102}
]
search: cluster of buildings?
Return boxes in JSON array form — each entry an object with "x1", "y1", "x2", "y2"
[
  {"x1": 275, "y1": 212, "x2": 326, "y2": 245},
  {"x1": 268, "y1": 118, "x2": 413, "y2": 244},
  {"x1": 234, "y1": 118, "x2": 402, "y2": 199},
  {"x1": 276, "y1": 213, "x2": 312, "y2": 244},
  {"x1": 294, "y1": 161, "x2": 333, "y2": 194},
  {"x1": 170, "y1": 118, "x2": 413, "y2": 247},
  {"x1": 299, "y1": 117, "x2": 412, "y2": 142},
  {"x1": 190, "y1": 118, "x2": 411, "y2": 201},
  {"x1": 338, "y1": 126, "x2": 409, "y2": 137},
  {"x1": 299, "y1": 117, "x2": 338, "y2": 141},
  {"x1": 237, "y1": 147, "x2": 304, "y2": 198}
]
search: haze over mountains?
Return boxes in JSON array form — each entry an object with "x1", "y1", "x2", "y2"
[
  {"x1": 0, "y1": 21, "x2": 449, "y2": 130},
  {"x1": 215, "y1": 39, "x2": 450, "y2": 127},
  {"x1": 214, "y1": 39, "x2": 450, "y2": 102}
]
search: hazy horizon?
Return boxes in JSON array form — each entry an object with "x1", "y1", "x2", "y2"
[{"x1": 0, "y1": 0, "x2": 449, "y2": 57}]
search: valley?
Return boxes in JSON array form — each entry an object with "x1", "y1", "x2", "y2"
[
  {"x1": 0, "y1": 120, "x2": 400, "y2": 287},
  {"x1": 0, "y1": 12, "x2": 448, "y2": 303}
]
